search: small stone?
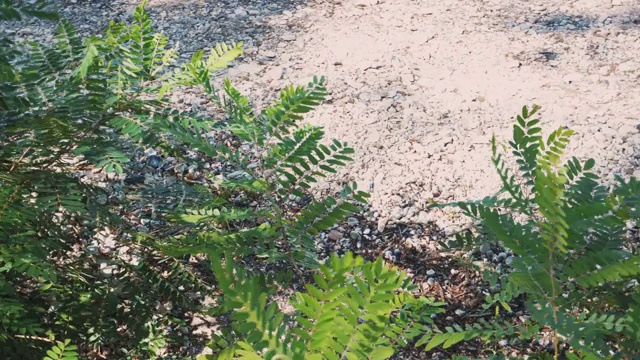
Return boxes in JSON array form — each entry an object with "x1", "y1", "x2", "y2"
[
  {"x1": 363, "y1": 228, "x2": 371, "y2": 235},
  {"x1": 148, "y1": 155, "x2": 162, "y2": 169},
  {"x1": 260, "y1": 50, "x2": 277, "y2": 59},
  {"x1": 427, "y1": 278, "x2": 436, "y2": 285},
  {"x1": 347, "y1": 217, "x2": 359, "y2": 226},
  {"x1": 124, "y1": 173, "x2": 144, "y2": 185},
  {"x1": 393, "y1": 249, "x2": 401, "y2": 256},
  {"x1": 390, "y1": 207, "x2": 404, "y2": 220},
  {"x1": 505, "y1": 256, "x2": 514, "y2": 266},
  {"x1": 350, "y1": 231, "x2": 362, "y2": 241},
  {"x1": 450, "y1": 269, "x2": 458, "y2": 275},
  {"x1": 417, "y1": 211, "x2": 430, "y2": 224},
  {"x1": 454, "y1": 309, "x2": 466, "y2": 316},
  {"x1": 328, "y1": 230, "x2": 343, "y2": 241},
  {"x1": 377, "y1": 217, "x2": 387, "y2": 232},
  {"x1": 498, "y1": 252, "x2": 508, "y2": 260},
  {"x1": 480, "y1": 243, "x2": 492, "y2": 254},
  {"x1": 96, "y1": 194, "x2": 108, "y2": 205},
  {"x1": 426, "y1": 269, "x2": 436, "y2": 277},
  {"x1": 281, "y1": 33, "x2": 296, "y2": 42},
  {"x1": 234, "y1": 7, "x2": 248, "y2": 16},
  {"x1": 498, "y1": 339, "x2": 509, "y2": 347}
]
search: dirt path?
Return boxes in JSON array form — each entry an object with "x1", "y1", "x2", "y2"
[{"x1": 225, "y1": 0, "x2": 640, "y2": 229}]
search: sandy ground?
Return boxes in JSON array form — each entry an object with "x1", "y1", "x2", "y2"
[
  {"x1": 223, "y1": 0, "x2": 640, "y2": 229},
  {"x1": 10, "y1": 0, "x2": 640, "y2": 229}
]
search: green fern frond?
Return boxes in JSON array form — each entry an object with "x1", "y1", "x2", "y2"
[
  {"x1": 210, "y1": 252, "x2": 433, "y2": 360},
  {"x1": 43, "y1": 339, "x2": 78, "y2": 360},
  {"x1": 573, "y1": 256, "x2": 640, "y2": 288},
  {"x1": 263, "y1": 76, "x2": 327, "y2": 134}
]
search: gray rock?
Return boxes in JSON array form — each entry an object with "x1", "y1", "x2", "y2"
[
  {"x1": 426, "y1": 269, "x2": 436, "y2": 277},
  {"x1": 390, "y1": 206, "x2": 404, "y2": 220},
  {"x1": 148, "y1": 155, "x2": 162, "y2": 169},
  {"x1": 233, "y1": 7, "x2": 248, "y2": 17},
  {"x1": 454, "y1": 309, "x2": 466, "y2": 316},
  {"x1": 281, "y1": 33, "x2": 296, "y2": 42},
  {"x1": 260, "y1": 50, "x2": 277, "y2": 59},
  {"x1": 328, "y1": 229, "x2": 343, "y2": 241},
  {"x1": 417, "y1": 211, "x2": 434, "y2": 224},
  {"x1": 480, "y1": 243, "x2": 492, "y2": 254}
]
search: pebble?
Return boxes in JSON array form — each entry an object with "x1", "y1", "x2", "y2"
[
  {"x1": 426, "y1": 269, "x2": 436, "y2": 277},
  {"x1": 328, "y1": 229, "x2": 343, "y2": 241},
  {"x1": 454, "y1": 309, "x2": 466, "y2": 316},
  {"x1": 480, "y1": 243, "x2": 492, "y2": 254},
  {"x1": 417, "y1": 211, "x2": 432, "y2": 224},
  {"x1": 260, "y1": 50, "x2": 277, "y2": 59},
  {"x1": 390, "y1": 206, "x2": 404, "y2": 220},
  {"x1": 124, "y1": 173, "x2": 144, "y2": 185},
  {"x1": 281, "y1": 33, "x2": 297, "y2": 42},
  {"x1": 147, "y1": 155, "x2": 162, "y2": 169},
  {"x1": 233, "y1": 7, "x2": 248, "y2": 17}
]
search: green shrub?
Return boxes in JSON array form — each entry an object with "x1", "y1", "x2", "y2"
[
  {"x1": 0, "y1": 1, "x2": 417, "y2": 358},
  {"x1": 1, "y1": 1, "x2": 239, "y2": 356},
  {"x1": 435, "y1": 105, "x2": 640, "y2": 359},
  {"x1": 202, "y1": 252, "x2": 444, "y2": 360}
]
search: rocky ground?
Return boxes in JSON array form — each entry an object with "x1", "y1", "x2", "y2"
[{"x1": 6, "y1": 0, "x2": 640, "y2": 357}]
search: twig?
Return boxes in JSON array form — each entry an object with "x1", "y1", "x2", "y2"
[{"x1": 9, "y1": 146, "x2": 31, "y2": 172}]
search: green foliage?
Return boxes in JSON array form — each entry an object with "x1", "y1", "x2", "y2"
[
  {"x1": 436, "y1": 105, "x2": 640, "y2": 359},
  {"x1": 0, "y1": 1, "x2": 238, "y2": 357},
  {"x1": 202, "y1": 252, "x2": 444, "y2": 360},
  {"x1": 43, "y1": 339, "x2": 78, "y2": 360},
  {"x1": 162, "y1": 75, "x2": 369, "y2": 269},
  {"x1": 0, "y1": 1, "x2": 381, "y2": 358}
]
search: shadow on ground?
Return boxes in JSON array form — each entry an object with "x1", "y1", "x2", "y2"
[{"x1": 51, "y1": 0, "x2": 312, "y2": 54}]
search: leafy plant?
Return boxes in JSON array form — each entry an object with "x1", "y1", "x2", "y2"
[
  {"x1": 0, "y1": 0, "x2": 376, "y2": 358},
  {"x1": 435, "y1": 105, "x2": 640, "y2": 359},
  {"x1": 43, "y1": 339, "x2": 78, "y2": 360},
  {"x1": 0, "y1": 0, "x2": 241, "y2": 357},
  {"x1": 202, "y1": 252, "x2": 444, "y2": 359},
  {"x1": 162, "y1": 76, "x2": 369, "y2": 270}
]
